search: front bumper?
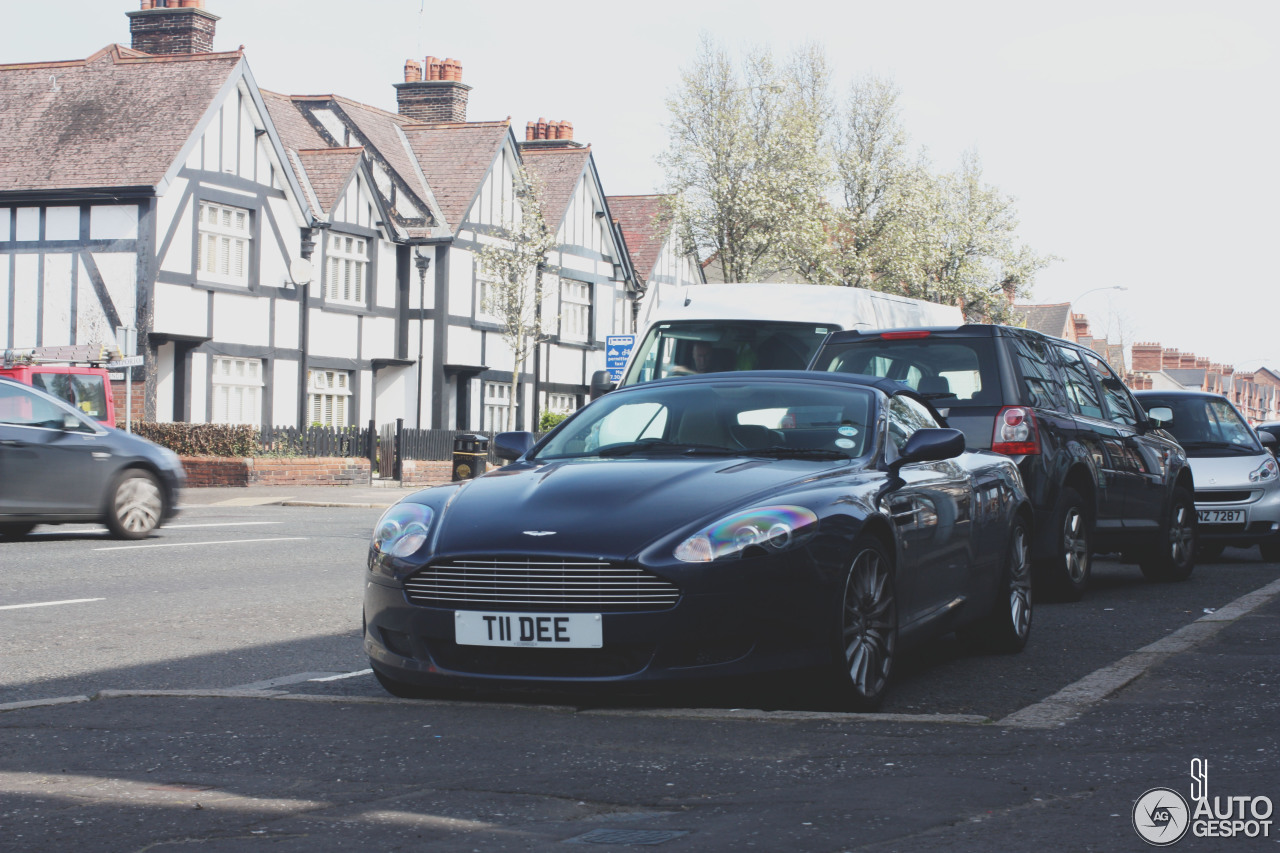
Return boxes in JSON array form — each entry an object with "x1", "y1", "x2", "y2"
[
  {"x1": 363, "y1": 556, "x2": 835, "y2": 690},
  {"x1": 1195, "y1": 484, "x2": 1280, "y2": 548}
]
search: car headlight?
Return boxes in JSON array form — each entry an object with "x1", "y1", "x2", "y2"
[
  {"x1": 674, "y1": 506, "x2": 818, "y2": 563},
  {"x1": 371, "y1": 502, "x2": 435, "y2": 559},
  {"x1": 1249, "y1": 456, "x2": 1279, "y2": 483}
]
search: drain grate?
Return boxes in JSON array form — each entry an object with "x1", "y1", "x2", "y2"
[{"x1": 566, "y1": 828, "x2": 690, "y2": 846}]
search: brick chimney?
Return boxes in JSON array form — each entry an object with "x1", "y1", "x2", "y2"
[
  {"x1": 128, "y1": 0, "x2": 219, "y2": 56},
  {"x1": 1162, "y1": 348, "x2": 1181, "y2": 370},
  {"x1": 396, "y1": 55, "x2": 470, "y2": 122},
  {"x1": 520, "y1": 117, "x2": 584, "y2": 150},
  {"x1": 1130, "y1": 342, "x2": 1163, "y2": 372}
]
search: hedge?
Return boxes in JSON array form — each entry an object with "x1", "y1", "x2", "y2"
[{"x1": 129, "y1": 422, "x2": 260, "y2": 457}]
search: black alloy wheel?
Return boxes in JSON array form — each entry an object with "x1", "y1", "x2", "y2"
[
  {"x1": 1140, "y1": 487, "x2": 1197, "y2": 582},
  {"x1": 833, "y1": 536, "x2": 898, "y2": 711},
  {"x1": 1036, "y1": 486, "x2": 1092, "y2": 602},
  {"x1": 960, "y1": 515, "x2": 1033, "y2": 653}
]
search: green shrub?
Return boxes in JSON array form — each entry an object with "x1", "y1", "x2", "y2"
[
  {"x1": 130, "y1": 422, "x2": 260, "y2": 457},
  {"x1": 539, "y1": 410, "x2": 570, "y2": 431}
]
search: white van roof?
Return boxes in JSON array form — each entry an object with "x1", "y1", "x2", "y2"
[{"x1": 644, "y1": 282, "x2": 962, "y2": 331}]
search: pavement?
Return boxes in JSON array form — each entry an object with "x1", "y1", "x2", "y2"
[{"x1": 179, "y1": 479, "x2": 445, "y2": 509}]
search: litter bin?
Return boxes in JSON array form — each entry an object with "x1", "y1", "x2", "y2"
[{"x1": 452, "y1": 433, "x2": 490, "y2": 481}]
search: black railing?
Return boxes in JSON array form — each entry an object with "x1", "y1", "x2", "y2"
[{"x1": 259, "y1": 425, "x2": 371, "y2": 458}]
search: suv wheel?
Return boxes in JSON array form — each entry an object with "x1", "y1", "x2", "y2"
[
  {"x1": 1037, "y1": 486, "x2": 1092, "y2": 601},
  {"x1": 1139, "y1": 487, "x2": 1196, "y2": 582}
]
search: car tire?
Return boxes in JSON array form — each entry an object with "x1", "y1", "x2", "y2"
[
  {"x1": 1139, "y1": 487, "x2": 1197, "y2": 582},
  {"x1": 830, "y1": 536, "x2": 898, "y2": 712},
  {"x1": 1260, "y1": 540, "x2": 1280, "y2": 563},
  {"x1": 0, "y1": 522, "x2": 36, "y2": 540},
  {"x1": 1036, "y1": 486, "x2": 1092, "y2": 602},
  {"x1": 959, "y1": 515, "x2": 1032, "y2": 654},
  {"x1": 105, "y1": 469, "x2": 164, "y2": 540}
]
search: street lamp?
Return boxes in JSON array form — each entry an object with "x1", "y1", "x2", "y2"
[{"x1": 1070, "y1": 285, "x2": 1127, "y2": 304}]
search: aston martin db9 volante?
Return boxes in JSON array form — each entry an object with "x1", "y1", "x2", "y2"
[{"x1": 364, "y1": 371, "x2": 1033, "y2": 710}]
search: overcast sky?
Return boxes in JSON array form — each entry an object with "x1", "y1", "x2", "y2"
[{"x1": 4, "y1": 1, "x2": 1277, "y2": 371}]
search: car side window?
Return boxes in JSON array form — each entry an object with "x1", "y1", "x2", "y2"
[
  {"x1": 1082, "y1": 352, "x2": 1139, "y2": 427},
  {"x1": 1054, "y1": 346, "x2": 1104, "y2": 419},
  {"x1": 886, "y1": 395, "x2": 940, "y2": 455},
  {"x1": 1011, "y1": 333, "x2": 1066, "y2": 410},
  {"x1": 0, "y1": 382, "x2": 67, "y2": 428}
]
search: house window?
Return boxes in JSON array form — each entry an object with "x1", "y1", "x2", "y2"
[
  {"x1": 211, "y1": 357, "x2": 263, "y2": 425},
  {"x1": 476, "y1": 276, "x2": 500, "y2": 323},
  {"x1": 308, "y1": 369, "x2": 350, "y2": 427},
  {"x1": 546, "y1": 393, "x2": 576, "y2": 414},
  {"x1": 197, "y1": 202, "x2": 251, "y2": 285},
  {"x1": 561, "y1": 280, "x2": 591, "y2": 343},
  {"x1": 485, "y1": 381, "x2": 511, "y2": 431},
  {"x1": 325, "y1": 234, "x2": 367, "y2": 304}
]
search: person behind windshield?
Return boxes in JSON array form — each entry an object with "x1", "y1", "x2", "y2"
[{"x1": 672, "y1": 341, "x2": 716, "y2": 375}]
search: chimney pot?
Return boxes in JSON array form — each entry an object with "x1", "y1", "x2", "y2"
[
  {"x1": 404, "y1": 59, "x2": 422, "y2": 83},
  {"x1": 526, "y1": 122, "x2": 536, "y2": 141},
  {"x1": 562, "y1": 121, "x2": 573, "y2": 139},
  {"x1": 140, "y1": 0, "x2": 153, "y2": 9},
  {"x1": 454, "y1": 61, "x2": 463, "y2": 81},
  {"x1": 537, "y1": 117, "x2": 548, "y2": 139},
  {"x1": 426, "y1": 56, "x2": 440, "y2": 80}
]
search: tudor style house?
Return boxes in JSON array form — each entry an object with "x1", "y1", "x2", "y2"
[{"x1": 0, "y1": 0, "x2": 679, "y2": 433}]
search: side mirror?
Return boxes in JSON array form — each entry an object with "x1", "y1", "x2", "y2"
[
  {"x1": 589, "y1": 369, "x2": 615, "y2": 400},
  {"x1": 890, "y1": 428, "x2": 965, "y2": 476},
  {"x1": 493, "y1": 431, "x2": 536, "y2": 461},
  {"x1": 1145, "y1": 406, "x2": 1173, "y2": 428},
  {"x1": 1259, "y1": 431, "x2": 1277, "y2": 448}
]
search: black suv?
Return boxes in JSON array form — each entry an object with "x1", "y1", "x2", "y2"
[{"x1": 807, "y1": 325, "x2": 1196, "y2": 598}]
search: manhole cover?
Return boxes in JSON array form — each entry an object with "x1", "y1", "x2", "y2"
[{"x1": 566, "y1": 828, "x2": 690, "y2": 845}]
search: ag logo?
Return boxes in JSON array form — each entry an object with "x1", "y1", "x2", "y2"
[{"x1": 1133, "y1": 787, "x2": 1190, "y2": 846}]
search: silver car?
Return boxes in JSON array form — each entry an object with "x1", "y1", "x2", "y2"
[{"x1": 1135, "y1": 390, "x2": 1280, "y2": 561}]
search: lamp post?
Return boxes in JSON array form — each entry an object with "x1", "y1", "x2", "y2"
[
  {"x1": 1070, "y1": 285, "x2": 1127, "y2": 305},
  {"x1": 414, "y1": 250, "x2": 431, "y2": 429}
]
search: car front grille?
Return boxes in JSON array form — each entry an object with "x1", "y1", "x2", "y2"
[
  {"x1": 1195, "y1": 490, "x2": 1257, "y2": 504},
  {"x1": 404, "y1": 558, "x2": 681, "y2": 612}
]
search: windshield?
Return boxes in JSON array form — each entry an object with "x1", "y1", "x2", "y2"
[
  {"x1": 30, "y1": 372, "x2": 110, "y2": 422},
  {"x1": 813, "y1": 335, "x2": 1001, "y2": 408},
  {"x1": 534, "y1": 380, "x2": 877, "y2": 461},
  {"x1": 622, "y1": 320, "x2": 834, "y2": 386},
  {"x1": 1143, "y1": 396, "x2": 1262, "y2": 455}
]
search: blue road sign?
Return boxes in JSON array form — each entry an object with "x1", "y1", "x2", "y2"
[{"x1": 606, "y1": 335, "x2": 635, "y2": 382}]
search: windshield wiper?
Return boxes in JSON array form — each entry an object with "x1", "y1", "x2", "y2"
[{"x1": 737, "y1": 445, "x2": 850, "y2": 460}]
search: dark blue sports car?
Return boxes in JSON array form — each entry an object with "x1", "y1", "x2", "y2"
[{"x1": 364, "y1": 371, "x2": 1033, "y2": 710}]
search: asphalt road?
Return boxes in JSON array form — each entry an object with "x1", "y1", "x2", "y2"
[{"x1": 2, "y1": 503, "x2": 1279, "y2": 850}]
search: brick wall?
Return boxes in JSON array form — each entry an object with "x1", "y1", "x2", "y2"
[
  {"x1": 128, "y1": 7, "x2": 218, "y2": 55},
  {"x1": 182, "y1": 457, "x2": 373, "y2": 487},
  {"x1": 400, "y1": 459, "x2": 453, "y2": 486}
]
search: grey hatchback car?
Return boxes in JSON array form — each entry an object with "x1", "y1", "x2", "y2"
[{"x1": 0, "y1": 376, "x2": 184, "y2": 539}]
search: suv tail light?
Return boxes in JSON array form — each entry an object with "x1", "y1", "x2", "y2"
[{"x1": 992, "y1": 407, "x2": 1041, "y2": 456}]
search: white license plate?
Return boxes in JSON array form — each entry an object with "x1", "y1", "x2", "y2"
[
  {"x1": 1198, "y1": 508, "x2": 1246, "y2": 525},
  {"x1": 455, "y1": 612, "x2": 603, "y2": 648}
]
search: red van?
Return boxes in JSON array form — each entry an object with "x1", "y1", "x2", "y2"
[{"x1": 0, "y1": 347, "x2": 117, "y2": 426}]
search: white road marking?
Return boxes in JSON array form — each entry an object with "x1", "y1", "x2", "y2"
[
  {"x1": 999, "y1": 576, "x2": 1280, "y2": 729},
  {"x1": 93, "y1": 537, "x2": 307, "y2": 551},
  {"x1": 309, "y1": 669, "x2": 373, "y2": 682},
  {"x1": 0, "y1": 598, "x2": 105, "y2": 611},
  {"x1": 163, "y1": 522, "x2": 283, "y2": 530}
]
